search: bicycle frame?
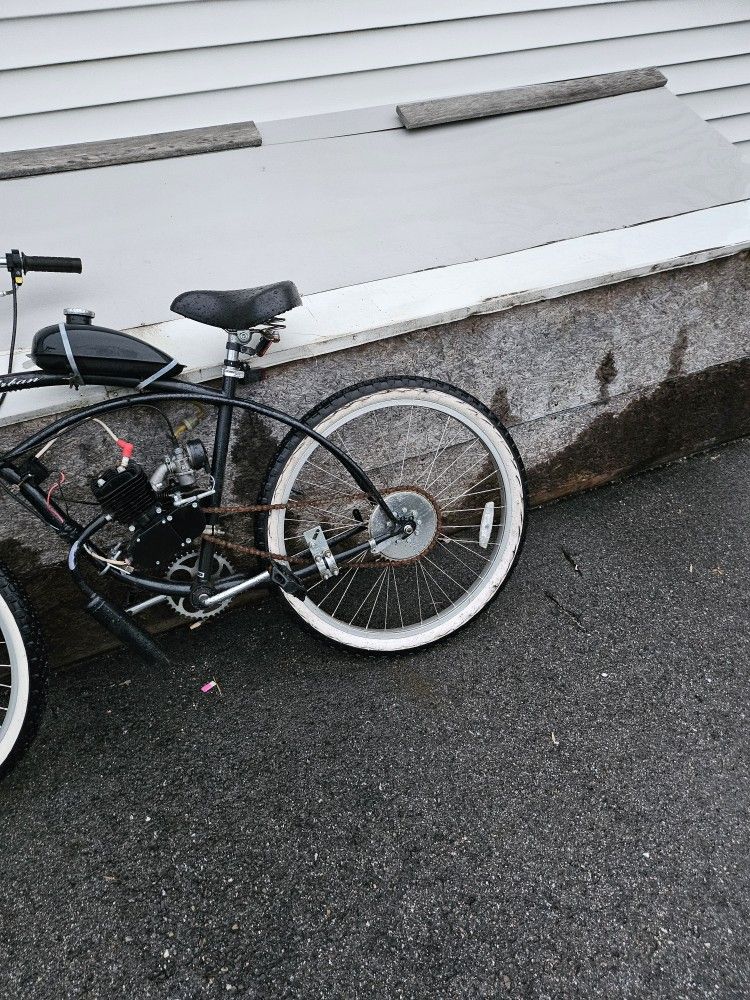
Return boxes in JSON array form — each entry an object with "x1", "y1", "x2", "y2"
[{"x1": 0, "y1": 364, "x2": 403, "y2": 660}]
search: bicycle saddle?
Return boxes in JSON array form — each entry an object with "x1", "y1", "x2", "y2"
[{"x1": 171, "y1": 281, "x2": 301, "y2": 330}]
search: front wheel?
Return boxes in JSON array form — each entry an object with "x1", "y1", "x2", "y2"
[
  {"x1": 257, "y1": 377, "x2": 528, "y2": 653},
  {"x1": 0, "y1": 562, "x2": 48, "y2": 781}
]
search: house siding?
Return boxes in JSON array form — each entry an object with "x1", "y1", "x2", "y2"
[{"x1": 0, "y1": 0, "x2": 748, "y2": 157}]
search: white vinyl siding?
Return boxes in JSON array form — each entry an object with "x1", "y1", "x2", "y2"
[{"x1": 0, "y1": 0, "x2": 748, "y2": 157}]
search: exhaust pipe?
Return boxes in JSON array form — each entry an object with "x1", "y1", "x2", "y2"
[
  {"x1": 84, "y1": 593, "x2": 170, "y2": 667},
  {"x1": 68, "y1": 515, "x2": 170, "y2": 667}
]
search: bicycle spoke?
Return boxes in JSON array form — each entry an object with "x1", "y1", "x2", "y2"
[
  {"x1": 444, "y1": 536, "x2": 505, "y2": 548},
  {"x1": 442, "y1": 506, "x2": 502, "y2": 514},
  {"x1": 398, "y1": 406, "x2": 415, "y2": 485},
  {"x1": 373, "y1": 409, "x2": 402, "y2": 474},
  {"x1": 304, "y1": 459, "x2": 359, "y2": 493},
  {"x1": 418, "y1": 562, "x2": 441, "y2": 616},
  {"x1": 422, "y1": 414, "x2": 452, "y2": 489},
  {"x1": 423, "y1": 553, "x2": 470, "y2": 595},
  {"x1": 287, "y1": 500, "x2": 360, "y2": 525},
  {"x1": 333, "y1": 428, "x2": 365, "y2": 472},
  {"x1": 349, "y1": 569, "x2": 388, "y2": 626},
  {"x1": 424, "y1": 437, "x2": 480, "y2": 493},
  {"x1": 414, "y1": 562, "x2": 423, "y2": 624},
  {"x1": 433, "y1": 451, "x2": 494, "y2": 503},
  {"x1": 263, "y1": 387, "x2": 521, "y2": 644},
  {"x1": 440, "y1": 475, "x2": 503, "y2": 510},
  {"x1": 316, "y1": 552, "x2": 367, "y2": 605},
  {"x1": 420, "y1": 561, "x2": 455, "y2": 606},
  {"x1": 285, "y1": 522, "x2": 352, "y2": 542},
  {"x1": 439, "y1": 534, "x2": 491, "y2": 563},
  {"x1": 436, "y1": 539, "x2": 484, "y2": 578},
  {"x1": 331, "y1": 554, "x2": 368, "y2": 617},
  {"x1": 365, "y1": 570, "x2": 389, "y2": 629},
  {"x1": 424, "y1": 418, "x2": 471, "y2": 490},
  {"x1": 389, "y1": 568, "x2": 404, "y2": 628}
]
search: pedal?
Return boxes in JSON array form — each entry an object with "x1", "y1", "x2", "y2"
[{"x1": 270, "y1": 562, "x2": 307, "y2": 600}]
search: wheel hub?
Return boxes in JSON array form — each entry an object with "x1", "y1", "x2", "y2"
[{"x1": 369, "y1": 489, "x2": 439, "y2": 562}]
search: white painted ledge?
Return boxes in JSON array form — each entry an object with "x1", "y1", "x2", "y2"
[{"x1": 1, "y1": 200, "x2": 748, "y2": 427}]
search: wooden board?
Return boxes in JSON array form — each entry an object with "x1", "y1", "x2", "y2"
[
  {"x1": 2, "y1": 88, "x2": 748, "y2": 349},
  {"x1": 0, "y1": 121, "x2": 262, "y2": 180},
  {"x1": 397, "y1": 67, "x2": 667, "y2": 128}
]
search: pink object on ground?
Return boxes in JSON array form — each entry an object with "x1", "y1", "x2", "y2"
[{"x1": 201, "y1": 681, "x2": 217, "y2": 693}]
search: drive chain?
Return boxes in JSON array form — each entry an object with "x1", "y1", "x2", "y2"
[{"x1": 201, "y1": 487, "x2": 443, "y2": 570}]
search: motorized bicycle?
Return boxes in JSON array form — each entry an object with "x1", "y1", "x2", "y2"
[{"x1": 0, "y1": 250, "x2": 527, "y2": 778}]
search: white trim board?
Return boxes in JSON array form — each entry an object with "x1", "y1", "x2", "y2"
[{"x1": 1, "y1": 200, "x2": 748, "y2": 427}]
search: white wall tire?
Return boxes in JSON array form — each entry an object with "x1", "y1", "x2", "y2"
[
  {"x1": 259, "y1": 378, "x2": 527, "y2": 653},
  {"x1": 0, "y1": 563, "x2": 48, "y2": 781}
]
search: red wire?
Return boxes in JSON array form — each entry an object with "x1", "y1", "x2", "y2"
[{"x1": 45, "y1": 471, "x2": 66, "y2": 522}]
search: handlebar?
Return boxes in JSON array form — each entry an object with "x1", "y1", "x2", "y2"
[
  {"x1": 5, "y1": 249, "x2": 82, "y2": 277},
  {"x1": 24, "y1": 254, "x2": 82, "y2": 273}
]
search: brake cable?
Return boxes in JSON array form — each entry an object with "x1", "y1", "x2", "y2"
[{"x1": 0, "y1": 277, "x2": 19, "y2": 412}]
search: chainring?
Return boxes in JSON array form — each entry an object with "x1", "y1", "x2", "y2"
[{"x1": 166, "y1": 549, "x2": 235, "y2": 620}]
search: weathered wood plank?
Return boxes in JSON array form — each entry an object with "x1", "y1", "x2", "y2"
[
  {"x1": 0, "y1": 121, "x2": 262, "y2": 180},
  {"x1": 396, "y1": 67, "x2": 667, "y2": 129}
]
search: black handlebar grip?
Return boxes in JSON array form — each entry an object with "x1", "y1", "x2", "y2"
[{"x1": 23, "y1": 254, "x2": 82, "y2": 274}]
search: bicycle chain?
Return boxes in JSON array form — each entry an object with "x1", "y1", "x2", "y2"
[
  {"x1": 200, "y1": 487, "x2": 443, "y2": 569},
  {"x1": 202, "y1": 502, "x2": 306, "y2": 564}
]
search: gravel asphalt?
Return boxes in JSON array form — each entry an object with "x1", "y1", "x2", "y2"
[{"x1": 0, "y1": 440, "x2": 748, "y2": 1000}]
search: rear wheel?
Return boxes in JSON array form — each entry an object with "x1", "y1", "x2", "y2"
[
  {"x1": 0, "y1": 563, "x2": 48, "y2": 781},
  {"x1": 257, "y1": 377, "x2": 527, "y2": 653}
]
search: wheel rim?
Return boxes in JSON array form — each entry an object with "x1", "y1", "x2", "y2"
[
  {"x1": 266, "y1": 388, "x2": 525, "y2": 650},
  {"x1": 0, "y1": 593, "x2": 30, "y2": 769}
]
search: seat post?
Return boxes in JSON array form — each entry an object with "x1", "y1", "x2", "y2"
[
  {"x1": 223, "y1": 330, "x2": 244, "y2": 376},
  {"x1": 196, "y1": 331, "x2": 243, "y2": 582},
  {"x1": 212, "y1": 329, "x2": 244, "y2": 498}
]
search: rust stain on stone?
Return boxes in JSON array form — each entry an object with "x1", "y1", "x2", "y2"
[
  {"x1": 668, "y1": 328, "x2": 689, "y2": 378},
  {"x1": 595, "y1": 349, "x2": 617, "y2": 401},
  {"x1": 528, "y1": 358, "x2": 750, "y2": 505},
  {"x1": 491, "y1": 386, "x2": 514, "y2": 425},
  {"x1": 230, "y1": 407, "x2": 283, "y2": 503}
]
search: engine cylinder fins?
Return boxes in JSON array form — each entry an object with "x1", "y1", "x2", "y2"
[{"x1": 90, "y1": 462, "x2": 157, "y2": 524}]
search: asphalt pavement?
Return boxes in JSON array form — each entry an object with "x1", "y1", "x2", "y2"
[{"x1": 0, "y1": 440, "x2": 748, "y2": 1000}]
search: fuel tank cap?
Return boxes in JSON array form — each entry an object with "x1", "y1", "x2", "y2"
[{"x1": 63, "y1": 307, "x2": 95, "y2": 325}]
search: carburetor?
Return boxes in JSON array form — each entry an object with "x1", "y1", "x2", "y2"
[{"x1": 149, "y1": 438, "x2": 209, "y2": 493}]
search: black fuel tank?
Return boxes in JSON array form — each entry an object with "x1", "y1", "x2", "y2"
[{"x1": 31, "y1": 313, "x2": 184, "y2": 380}]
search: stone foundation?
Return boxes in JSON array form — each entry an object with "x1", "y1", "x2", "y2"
[{"x1": 0, "y1": 253, "x2": 747, "y2": 663}]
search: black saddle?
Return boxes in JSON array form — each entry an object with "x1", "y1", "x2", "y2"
[{"x1": 171, "y1": 281, "x2": 301, "y2": 330}]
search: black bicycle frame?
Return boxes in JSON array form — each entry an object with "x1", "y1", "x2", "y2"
[{"x1": 0, "y1": 367, "x2": 402, "y2": 606}]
